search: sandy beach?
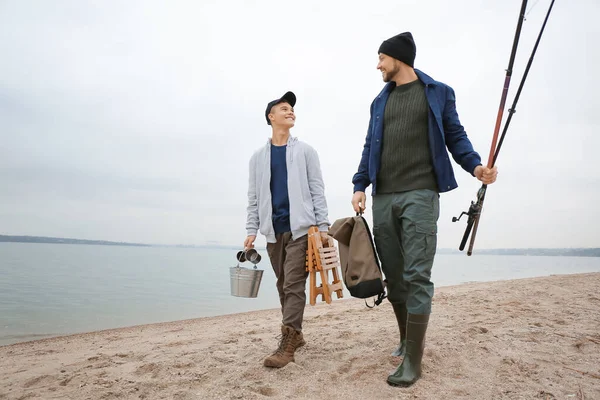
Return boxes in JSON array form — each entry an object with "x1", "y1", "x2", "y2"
[{"x1": 1, "y1": 272, "x2": 599, "y2": 400}]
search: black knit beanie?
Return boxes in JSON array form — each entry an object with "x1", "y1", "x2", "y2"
[{"x1": 378, "y1": 32, "x2": 416, "y2": 67}]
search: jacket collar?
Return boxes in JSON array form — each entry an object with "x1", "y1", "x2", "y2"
[{"x1": 415, "y1": 69, "x2": 438, "y2": 86}]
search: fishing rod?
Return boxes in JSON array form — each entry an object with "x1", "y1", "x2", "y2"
[
  {"x1": 452, "y1": 0, "x2": 528, "y2": 255},
  {"x1": 452, "y1": 0, "x2": 556, "y2": 255}
]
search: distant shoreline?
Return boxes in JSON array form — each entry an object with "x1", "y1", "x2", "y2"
[
  {"x1": 0, "y1": 235, "x2": 151, "y2": 247},
  {"x1": 436, "y1": 247, "x2": 600, "y2": 257},
  {"x1": 0, "y1": 235, "x2": 240, "y2": 250},
  {"x1": 1, "y1": 234, "x2": 598, "y2": 256}
]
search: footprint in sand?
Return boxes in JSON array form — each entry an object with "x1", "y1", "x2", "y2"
[
  {"x1": 534, "y1": 390, "x2": 556, "y2": 398},
  {"x1": 249, "y1": 385, "x2": 277, "y2": 397},
  {"x1": 22, "y1": 374, "x2": 56, "y2": 389},
  {"x1": 337, "y1": 330, "x2": 353, "y2": 339},
  {"x1": 172, "y1": 362, "x2": 195, "y2": 369},
  {"x1": 58, "y1": 375, "x2": 73, "y2": 386},
  {"x1": 336, "y1": 356, "x2": 359, "y2": 375},
  {"x1": 337, "y1": 363, "x2": 351, "y2": 374},
  {"x1": 164, "y1": 340, "x2": 193, "y2": 348},
  {"x1": 135, "y1": 363, "x2": 161, "y2": 378},
  {"x1": 33, "y1": 349, "x2": 56, "y2": 356},
  {"x1": 85, "y1": 354, "x2": 116, "y2": 369},
  {"x1": 15, "y1": 394, "x2": 38, "y2": 400}
]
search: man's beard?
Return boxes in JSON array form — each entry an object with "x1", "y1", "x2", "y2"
[{"x1": 383, "y1": 65, "x2": 400, "y2": 82}]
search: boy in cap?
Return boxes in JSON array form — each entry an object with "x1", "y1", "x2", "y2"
[
  {"x1": 244, "y1": 91, "x2": 330, "y2": 368},
  {"x1": 350, "y1": 32, "x2": 498, "y2": 386}
]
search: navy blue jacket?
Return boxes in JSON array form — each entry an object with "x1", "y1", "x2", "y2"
[{"x1": 352, "y1": 69, "x2": 482, "y2": 195}]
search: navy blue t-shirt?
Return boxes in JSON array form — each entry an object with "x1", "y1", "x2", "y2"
[{"x1": 270, "y1": 145, "x2": 291, "y2": 234}]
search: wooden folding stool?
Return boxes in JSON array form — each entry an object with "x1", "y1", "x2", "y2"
[{"x1": 305, "y1": 226, "x2": 344, "y2": 305}]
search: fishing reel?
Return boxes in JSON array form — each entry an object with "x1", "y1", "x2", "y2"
[
  {"x1": 453, "y1": 186, "x2": 487, "y2": 254},
  {"x1": 452, "y1": 199, "x2": 481, "y2": 223},
  {"x1": 452, "y1": 201, "x2": 475, "y2": 222}
]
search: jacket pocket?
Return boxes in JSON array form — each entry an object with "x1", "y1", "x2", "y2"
[{"x1": 301, "y1": 202, "x2": 317, "y2": 225}]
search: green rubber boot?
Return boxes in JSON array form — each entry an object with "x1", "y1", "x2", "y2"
[
  {"x1": 391, "y1": 302, "x2": 407, "y2": 357},
  {"x1": 387, "y1": 313, "x2": 429, "y2": 387}
]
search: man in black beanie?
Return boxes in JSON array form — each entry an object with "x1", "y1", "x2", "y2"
[{"x1": 351, "y1": 32, "x2": 498, "y2": 386}]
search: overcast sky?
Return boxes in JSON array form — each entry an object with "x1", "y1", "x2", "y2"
[{"x1": 1, "y1": 0, "x2": 598, "y2": 249}]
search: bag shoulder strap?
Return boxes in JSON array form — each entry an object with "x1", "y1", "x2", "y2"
[{"x1": 356, "y1": 213, "x2": 387, "y2": 307}]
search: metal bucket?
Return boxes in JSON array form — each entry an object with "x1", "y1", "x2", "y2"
[{"x1": 230, "y1": 265, "x2": 264, "y2": 298}]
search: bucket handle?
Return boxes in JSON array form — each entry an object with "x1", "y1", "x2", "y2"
[{"x1": 236, "y1": 250, "x2": 258, "y2": 269}]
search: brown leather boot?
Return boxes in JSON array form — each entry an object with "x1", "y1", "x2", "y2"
[
  {"x1": 391, "y1": 302, "x2": 407, "y2": 357},
  {"x1": 387, "y1": 313, "x2": 429, "y2": 386},
  {"x1": 263, "y1": 325, "x2": 298, "y2": 368},
  {"x1": 294, "y1": 331, "x2": 306, "y2": 349}
]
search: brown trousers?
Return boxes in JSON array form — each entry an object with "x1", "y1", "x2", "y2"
[{"x1": 266, "y1": 233, "x2": 309, "y2": 331}]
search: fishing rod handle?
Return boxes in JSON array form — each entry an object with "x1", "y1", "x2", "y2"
[
  {"x1": 459, "y1": 218, "x2": 474, "y2": 251},
  {"x1": 467, "y1": 213, "x2": 483, "y2": 256}
]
